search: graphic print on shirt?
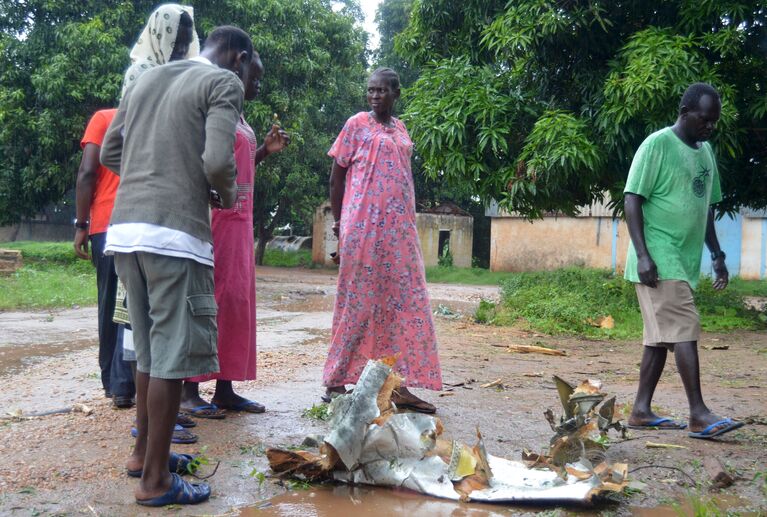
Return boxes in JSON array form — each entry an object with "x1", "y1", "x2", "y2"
[{"x1": 692, "y1": 164, "x2": 710, "y2": 198}]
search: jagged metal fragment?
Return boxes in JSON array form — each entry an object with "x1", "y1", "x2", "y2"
[{"x1": 325, "y1": 360, "x2": 391, "y2": 469}]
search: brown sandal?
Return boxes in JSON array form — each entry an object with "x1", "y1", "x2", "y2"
[
  {"x1": 321, "y1": 386, "x2": 351, "y2": 403},
  {"x1": 391, "y1": 390, "x2": 436, "y2": 414}
]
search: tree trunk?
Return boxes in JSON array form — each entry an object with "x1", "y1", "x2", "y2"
[
  {"x1": 254, "y1": 200, "x2": 287, "y2": 266},
  {"x1": 255, "y1": 225, "x2": 271, "y2": 266}
]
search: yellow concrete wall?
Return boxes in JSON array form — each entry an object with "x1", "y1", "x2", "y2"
[
  {"x1": 416, "y1": 213, "x2": 473, "y2": 268},
  {"x1": 490, "y1": 217, "x2": 630, "y2": 272},
  {"x1": 312, "y1": 202, "x2": 338, "y2": 267},
  {"x1": 740, "y1": 217, "x2": 764, "y2": 280},
  {"x1": 313, "y1": 205, "x2": 474, "y2": 269}
]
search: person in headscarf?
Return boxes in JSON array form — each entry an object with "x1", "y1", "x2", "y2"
[{"x1": 121, "y1": 3, "x2": 199, "y2": 96}]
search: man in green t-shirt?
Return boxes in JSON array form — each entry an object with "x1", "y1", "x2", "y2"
[{"x1": 624, "y1": 83, "x2": 744, "y2": 440}]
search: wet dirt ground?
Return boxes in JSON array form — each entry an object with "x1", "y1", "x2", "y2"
[{"x1": 0, "y1": 266, "x2": 765, "y2": 516}]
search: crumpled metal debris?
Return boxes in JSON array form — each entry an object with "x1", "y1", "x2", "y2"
[
  {"x1": 267, "y1": 360, "x2": 629, "y2": 504},
  {"x1": 523, "y1": 376, "x2": 628, "y2": 493}
]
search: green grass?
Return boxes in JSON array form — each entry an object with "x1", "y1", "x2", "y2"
[
  {"x1": 728, "y1": 276, "x2": 767, "y2": 297},
  {"x1": 428, "y1": 265, "x2": 767, "y2": 297},
  {"x1": 0, "y1": 241, "x2": 96, "y2": 310},
  {"x1": 302, "y1": 403, "x2": 330, "y2": 421},
  {"x1": 261, "y1": 248, "x2": 313, "y2": 268},
  {"x1": 475, "y1": 267, "x2": 765, "y2": 340},
  {"x1": 425, "y1": 266, "x2": 513, "y2": 285}
]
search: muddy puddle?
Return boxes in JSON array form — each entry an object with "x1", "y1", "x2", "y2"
[
  {"x1": 243, "y1": 486, "x2": 761, "y2": 517},
  {"x1": 0, "y1": 307, "x2": 97, "y2": 345},
  {"x1": 631, "y1": 494, "x2": 758, "y2": 516},
  {"x1": 0, "y1": 339, "x2": 96, "y2": 376},
  {"x1": 241, "y1": 485, "x2": 532, "y2": 516},
  {"x1": 257, "y1": 309, "x2": 333, "y2": 351}
]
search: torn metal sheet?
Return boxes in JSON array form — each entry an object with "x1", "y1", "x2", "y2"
[
  {"x1": 469, "y1": 456, "x2": 599, "y2": 503},
  {"x1": 267, "y1": 359, "x2": 628, "y2": 505},
  {"x1": 325, "y1": 360, "x2": 392, "y2": 470}
]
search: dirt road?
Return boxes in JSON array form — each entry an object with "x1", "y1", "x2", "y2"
[{"x1": 0, "y1": 267, "x2": 765, "y2": 515}]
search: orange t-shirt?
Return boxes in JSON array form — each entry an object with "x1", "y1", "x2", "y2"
[{"x1": 80, "y1": 109, "x2": 119, "y2": 235}]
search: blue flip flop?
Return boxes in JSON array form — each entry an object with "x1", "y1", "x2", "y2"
[
  {"x1": 127, "y1": 452, "x2": 196, "y2": 478},
  {"x1": 688, "y1": 418, "x2": 745, "y2": 439},
  {"x1": 135, "y1": 473, "x2": 210, "y2": 507},
  {"x1": 627, "y1": 417, "x2": 687, "y2": 430},
  {"x1": 214, "y1": 399, "x2": 266, "y2": 414},
  {"x1": 130, "y1": 424, "x2": 198, "y2": 444},
  {"x1": 183, "y1": 403, "x2": 226, "y2": 419}
]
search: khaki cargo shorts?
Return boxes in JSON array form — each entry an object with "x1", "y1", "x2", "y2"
[
  {"x1": 114, "y1": 251, "x2": 219, "y2": 379},
  {"x1": 635, "y1": 280, "x2": 701, "y2": 350}
]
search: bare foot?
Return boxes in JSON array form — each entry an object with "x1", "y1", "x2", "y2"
[
  {"x1": 688, "y1": 411, "x2": 737, "y2": 434},
  {"x1": 179, "y1": 393, "x2": 211, "y2": 411},
  {"x1": 628, "y1": 410, "x2": 683, "y2": 428},
  {"x1": 126, "y1": 453, "x2": 143, "y2": 473},
  {"x1": 135, "y1": 473, "x2": 172, "y2": 501},
  {"x1": 179, "y1": 395, "x2": 225, "y2": 418},
  {"x1": 211, "y1": 392, "x2": 265, "y2": 413}
]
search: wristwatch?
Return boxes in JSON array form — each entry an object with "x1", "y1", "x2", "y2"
[
  {"x1": 710, "y1": 250, "x2": 726, "y2": 261},
  {"x1": 73, "y1": 218, "x2": 89, "y2": 229}
]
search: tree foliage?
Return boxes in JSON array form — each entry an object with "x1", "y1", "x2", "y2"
[
  {"x1": 375, "y1": 0, "x2": 493, "y2": 266},
  {"x1": 193, "y1": 0, "x2": 368, "y2": 263},
  {"x1": 396, "y1": 1, "x2": 767, "y2": 216},
  {"x1": 0, "y1": 0, "x2": 157, "y2": 224},
  {"x1": 374, "y1": 0, "x2": 418, "y2": 88},
  {"x1": 0, "y1": 0, "x2": 368, "y2": 262}
]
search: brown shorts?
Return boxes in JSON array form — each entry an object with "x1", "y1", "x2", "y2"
[
  {"x1": 114, "y1": 252, "x2": 219, "y2": 379},
  {"x1": 635, "y1": 280, "x2": 700, "y2": 350}
]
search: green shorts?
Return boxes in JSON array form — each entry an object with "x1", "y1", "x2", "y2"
[{"x1": 114, "y1": 252, "x2": 219, "y2": 379}]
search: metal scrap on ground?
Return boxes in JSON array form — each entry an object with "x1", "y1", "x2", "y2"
[{"x1": 267, "y1": 359, "x2": 629, "y2": 504}]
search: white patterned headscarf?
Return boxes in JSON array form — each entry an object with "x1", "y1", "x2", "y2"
[{"x1": 121, "y1": 4, "x2": 200, "y2": 97}]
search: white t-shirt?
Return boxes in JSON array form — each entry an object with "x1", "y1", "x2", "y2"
[{"x1": 105, "y1": 223, "x2": 213, "y2": 267}]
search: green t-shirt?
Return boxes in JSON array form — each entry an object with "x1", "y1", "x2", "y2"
[{"x1": 624, "y1": 127, "x2": 722, "y2": 289}]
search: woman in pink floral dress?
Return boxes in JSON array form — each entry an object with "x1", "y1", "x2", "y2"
[{"x1": 322, "y1": 68, "x2": 442, "y2": 413}]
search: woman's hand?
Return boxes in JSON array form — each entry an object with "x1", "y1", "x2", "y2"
[{"x1": 264, "y1": 124, "x2": 290, "y2": 156}]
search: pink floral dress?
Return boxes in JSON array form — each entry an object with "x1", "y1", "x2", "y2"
[
  {"x1": 188, "y1": 119, "x2": 257, "y2": 382},
  {"x1": 322, "y1": 112, "x2": 442, "y2": 390}
]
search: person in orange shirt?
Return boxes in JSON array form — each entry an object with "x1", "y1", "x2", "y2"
[{"x1": 74, "y1": 109, "x2": 135, "y2": 407}]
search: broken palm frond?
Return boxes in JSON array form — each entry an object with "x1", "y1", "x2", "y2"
[
  {"x1": 645, "y1": 442, "x2": 688, "y2": 450},
  {"x1": 505, "y1": 344, "x2": 567, "y2": 356},
  {"x1": 522, "y1": 376, "x2": 629, "y2": 497},
  {"x1": 480, "y1": 379, "x2": 504, "y2": 389},
  {"x1": 267, "y1": 359, "x2": 627, "y2": 504},
  {"x1": 1, "y1": 403, "x2": 94, "y2": 421}
]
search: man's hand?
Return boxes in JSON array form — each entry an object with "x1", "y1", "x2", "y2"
[
  {"x1": 74, "y1": 229, "x2": 90, "y2": 260},
  {"x1": 637, "y1": 254, "x2": 658, "y2": 288},
  {"x1": 209, "y1": 189, "x2": 224, "y2": 209},
  {"x1": 712, "y1": 257, "x2": 729, "y2": 290},
  {"x1": 264, "y1": 124, "x2": 290, "y2": 156}
]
